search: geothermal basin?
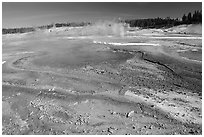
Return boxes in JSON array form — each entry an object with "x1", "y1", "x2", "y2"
[{"x1": 2, "y1": 25, "x2": 202, "y2": 135}]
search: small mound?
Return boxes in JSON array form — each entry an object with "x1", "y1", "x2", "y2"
[{"x1": 167, "y1": 24, "x2": 202, "y2": 34}]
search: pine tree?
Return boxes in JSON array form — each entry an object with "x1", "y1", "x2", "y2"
[
  {"x1": 187, "y1": 12, "x2": 192, "y2": 24},
  {"x1": 182, "y1": 14, "x2": 187, "y2": 23}
]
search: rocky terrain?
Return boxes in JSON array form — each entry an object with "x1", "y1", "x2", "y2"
[{"x1": 2, "y1": 24, "x2": 202, "y2": 135}]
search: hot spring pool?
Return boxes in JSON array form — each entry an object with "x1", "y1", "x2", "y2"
[{"x1": 32, "y1": 39, "x2": 134, "y2": 68}]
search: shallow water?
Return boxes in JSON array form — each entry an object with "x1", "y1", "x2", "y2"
[
  {"x1": 178, "y1": 49, "x2": 202, "y2": 62},
  {"x1": 32, "y1": 39, "x2": 134, "y2": 68}
]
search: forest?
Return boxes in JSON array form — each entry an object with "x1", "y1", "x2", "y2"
[{"x1": 125, "y1": 10, "x2": 202, "y2": 28}]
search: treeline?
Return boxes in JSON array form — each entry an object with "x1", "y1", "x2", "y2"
[
  {"x1": 125, "y1": 17, "x2": 182, "y2": 29},
  {"x1": 2, "y1": 22, "x2": 91, "y2": 35},
  {"x1": 125, "y1": 10, "x2": 202, "y2": 28},
  {"x1": 182, "y1": 10, "x2": 202, "y2": 24},
  {"x1": 2, "y1": 27, "x2": 35, "y2": 34},
  {"x1": 38, "y1": 22, "x2": 91, "y2": 29},
  {"x1": 55, "y1": 22, "x2": 91, "y2": 28}
]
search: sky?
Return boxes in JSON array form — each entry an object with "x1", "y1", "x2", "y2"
[{"x1": 2, "y1": 2, "x2": 202, "y2": 28}]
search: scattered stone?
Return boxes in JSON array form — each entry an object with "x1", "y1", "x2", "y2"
[
  {"x1": 189, "y1": 129, "x2": 195, "y2": 134},
  {"x1": 110, "y1": 111, "x2": 117, "y2": 115},
  {"x1": 148, "y1": 125, "x2": 153, "y2": 129},
  {"x1": 126, "y1": 110, "x2": 135, "y2": 118},
  {"x1": 83, "y1": 100, "x2": 89, "y2": 103},
  {"x1": 107, "y1": 127, "x2": 114, "y2": 134},
  {"x1": 29, "y1": 111, "x2": 33, "y2": 116},
  {"x1": 39, "y1": 115, "x2": 44, "y2": 120},
  {"x1": 35, "y1": 79, "x2": 39, "y2": 82},
  {"x1": 16, "y1": 93, "x2": 21, "y2": 96},
  {"x1": 150, "y1": 105, "x2": 155, "y2": 108},
  {"x1": 101, "y1": 129, "x2": 106, "y2": 133},
  {"x1": 52, "y1": 87, "x2": 55, "y2": 91},
  {"x1": 73, "y1": 102, "x2": 78, "y2": 105},
  {"x1": 39, "y1": 106, "x2": 44, "y2": 110},
  {"x1": 85, "y1": 65, "x2": 94, "y2": 70}
]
